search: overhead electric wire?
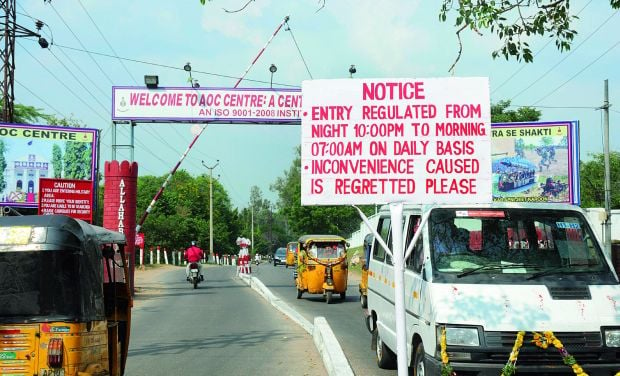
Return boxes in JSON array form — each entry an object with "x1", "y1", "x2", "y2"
[
  {"x1": 531, "y1": 39, "x2": 620, "y2": 105},
  {"x1": 510, "y1": 10, "x2": 618, "y2": 102},
  {"x1": 510, "y1": 104, "x2": 598, "y2": 109},
  {"x1": 52, "y1": 42, "x2": 300, "y2": 88},
  {"x1": 285, "y1": 20, "x2": 313, "y2": 79},
  {"x1": 51, "y1": 42, "x2": 111, "y2": 99},
  {"x1": 14, "y1": 78, "x2": 67, "y2": 119},
  {"x1": 492, "y1": 0, "x2": 594, "y2": 95},
  {"x1": 47, "y1": 48, "x2": 111, "y2": 114},
  {"x1": 76, "y1": 0, "x2": 139, "y2": 85},
  {"x1": 17, "y1": 41, "x2": 109, "y2": 123},
  {"x1": 47, "y1": 2, "x2": 115, "y2": 85}
]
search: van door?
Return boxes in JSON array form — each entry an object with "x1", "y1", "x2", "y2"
[{"x1": 369, "y1": 216, "x2": 395, "y2": 345}]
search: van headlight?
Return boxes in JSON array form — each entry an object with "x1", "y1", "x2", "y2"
[
  {"x1": 604, "y1": 329, "x2": 620, "y2": 347},
  {"x1": 437, "y1": 326, "x2": 481, "y2": 347}
]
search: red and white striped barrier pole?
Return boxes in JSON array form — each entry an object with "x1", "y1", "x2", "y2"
[
  {"x1": 233, "y1": 15, "x2": 289, "y2": 88},
  {"x1": 134, "y1": 17, "x2": 290, "y2": 235}
]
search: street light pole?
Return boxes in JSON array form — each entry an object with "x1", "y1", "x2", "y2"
[{"x1": 202, "y1": 160, "x2": 219, "y2": 260}]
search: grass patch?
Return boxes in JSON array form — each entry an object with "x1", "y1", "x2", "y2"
[{"x1": 347, "y1": 245, "x2": 363, "y2": 275}]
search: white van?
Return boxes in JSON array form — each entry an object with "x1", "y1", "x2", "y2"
[{"x1": 365, "y1": 202, "x2": 620, "y2": 375}]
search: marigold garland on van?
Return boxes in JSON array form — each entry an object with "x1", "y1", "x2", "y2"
[
  {"x1": 440, "y1": 330, "x2": 620, "y2": 376},
  {"x1": 440, "y1": 327, "x2": 456, "y2": 376},
  {"x1": 501, "y1": 331, "x2": 525, "y2": 376},
  {"x1": 531, "y1": 331, "x2": 588, "y2": 376}
]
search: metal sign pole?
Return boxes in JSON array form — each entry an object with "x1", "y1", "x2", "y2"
[
  {"x1": 355, "y1": 203, "x2": 433, "y2": 376},
  {"x1": 389, "y1": 202, "x2": 408, "y2": 375}
]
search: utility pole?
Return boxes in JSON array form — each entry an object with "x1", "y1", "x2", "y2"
[
  {"x1": 251, "y1": 205, "x2": 254, "y2": 255},
  {"x1": 1, "y1": 0, "x2": 48, "y2": 122},
  {"x1": 202, "y1": 160, "x2": 219, "y2": 260},
  {"x1": 602, "y1": 79, "x2": 612, "y2": 256}
]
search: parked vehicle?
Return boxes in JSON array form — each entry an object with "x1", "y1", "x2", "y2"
[
  {"x1": 359, "y1": 233, "x2": 374, "y2": 308},
  {"x1": 0, "y1": 215, "x2": 132, "y2": 375},
  {"x1": 365, "y1": 203, "x2": 620, "y2": 375},
  {"x1": 273, "y1": 247, "x2": 287, "y2": 266},
  {"x1": 285, "y1": 241, "x2": 298, "y2": 269},
  {"x1": 296, "y1": 235, "x2": 348, "y2": 304}
]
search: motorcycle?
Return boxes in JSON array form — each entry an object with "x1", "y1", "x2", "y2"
[{"x1": 188, "y1": 262, "x2": 203, "y2": 289}]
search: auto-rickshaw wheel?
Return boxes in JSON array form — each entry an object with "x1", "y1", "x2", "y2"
[
  {"x1": 360, "y1": 294, "x2": 367, "y2": 308},
  {"x1": 340, "y1": 292, "x2": 346, "y2": 300},
  {"x1": 325, "y1": 291, "x2": 333, "y2": 304},
  {"x1": 296, "y1": 289, "x2": 303, "y2": 299}
]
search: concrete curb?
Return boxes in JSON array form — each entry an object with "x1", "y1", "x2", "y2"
[
  {"x1": 239, "y1": 274, "x2": 355, "y2": 376},
  {"x1": 313, "y1": 317, "x2": 355, "y2": 376}
]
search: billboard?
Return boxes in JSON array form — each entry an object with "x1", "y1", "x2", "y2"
[
  {"x1": 0, "y1": 123, "x2": 98, "y2": 208},
  {"x1": 301, "y1": 77, "x2": 492, "y2": 206},
  {"x1": 491, "y1": 121, "x2": 580, "y2": 204},
  {"x1": 112, "y1": 86, "x2": 302, "y2": 123}
]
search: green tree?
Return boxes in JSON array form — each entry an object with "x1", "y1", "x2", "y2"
[
  {"x1": 135, "y1": 170, "x2": 241, "y2": 256},
  {"x1": 271, "y1": 146, "x2": 374, "y2": 238},
  {"x1": 439, "y1": 1, "x2": 620, "y2": 71},
  {"x1": 491, "y1": 100, "x2": 541, "y2": 123},
  {"x1": 579, "y1": 152, "x2": 620, "y2": 209},
  {"x1": 0, "y1": 140, "x2": 6, "y2": 192},
  {"x1": 52, "y1": 144, "x2": 63, "y2": 178}
]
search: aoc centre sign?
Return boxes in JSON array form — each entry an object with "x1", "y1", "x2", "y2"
[
  {"x1": 112, "y1": 86, "x2": 302, "y2": 123},
  {"x1": 301, "y1": 77, "x2": 492, "y2": 206}
]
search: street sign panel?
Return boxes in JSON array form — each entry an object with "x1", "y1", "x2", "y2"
[
  {"x1": 301, "y1": 77, "x2": 492, "y2": 205},
  {"x1": 112, "y1": 86, "x2": 302, "y2": 123}
]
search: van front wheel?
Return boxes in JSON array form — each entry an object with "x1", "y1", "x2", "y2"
[
  {"x1": 376, "y1": 330, "x2": 396, "y2": 369},
  {"x1": 411, "y1": 341, "x2": 425, "y2": 376}
]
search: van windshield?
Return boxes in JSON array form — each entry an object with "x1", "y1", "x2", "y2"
[{"x1": 429, "y1": 208, "x2": 612, "y2": 281}]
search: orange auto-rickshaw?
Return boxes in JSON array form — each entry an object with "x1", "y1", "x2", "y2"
[
  {"x1": 0, "y1": 215, "x2": 132, "y2": 376},
  {"x1": 285, "y1": 241, "x2": 297, "y2": 269},
  {"x1": 359, "y1": 233, "x2": 374, "y2": 308},
  {"x1": 296, "y1": 235, "x2": 348, "y2": 304}
]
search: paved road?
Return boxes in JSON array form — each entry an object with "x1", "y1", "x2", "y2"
[
  {"x1": 252, "y1": 261, "x2": 396, "y2": 376},
  {"x1": 125, "y1": 265, "x2": 326, "y2": 376}
]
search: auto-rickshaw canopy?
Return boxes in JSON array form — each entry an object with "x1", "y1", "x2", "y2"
[{"x1": 0, "y1": 215, "x2": 126, "y2": 323}]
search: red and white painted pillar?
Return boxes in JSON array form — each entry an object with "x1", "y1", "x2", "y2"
[{"x1": 103, "y1": 160, "x2": 138, "y2": 292}]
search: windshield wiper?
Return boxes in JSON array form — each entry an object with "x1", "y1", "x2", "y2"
[
  {"x1": 457, "y1": 263, "x2": 540, "y2": 278},
  {"x1": 526, "y1": 265, "x2": 581, "y2": 280}
]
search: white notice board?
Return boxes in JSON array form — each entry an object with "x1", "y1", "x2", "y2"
[{"x1": 301, "y1": 77, "x2": 492, "y2": 205}]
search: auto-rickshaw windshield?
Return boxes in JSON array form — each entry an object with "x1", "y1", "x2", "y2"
[
  {"x1": 309, "y1": 242, "x2": 345, "y2": 259},
  {"x1": 0, "y1": 249, "x2": 88, "y2": 319}
]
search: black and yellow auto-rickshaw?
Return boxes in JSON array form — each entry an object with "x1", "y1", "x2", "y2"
[
  {"x1": 285, "y1": 241, "x2": 297, "y2": 269},
  {"x1": 359, "y1": 233, "x2": 373, "y2": 308},
  {"x1": 0, "y1": 215, "x2": 132, "y2": 376},
  {"x1": 296, "y1": 234, "x2": 348, "y2": 304}
]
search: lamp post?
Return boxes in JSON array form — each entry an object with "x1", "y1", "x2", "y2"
[
  {"x1": 269, "y1": 64, "x2": 277, "y2": 88},
  {"x1": 184, "y1": 62, "x2": 197, "y2": 87},
  {"x1": 349, "y1": 64, "x2": 357, "y2": 78},
  {"x1": 202, "y1": 160, "x2": 219, "y2": 260}
]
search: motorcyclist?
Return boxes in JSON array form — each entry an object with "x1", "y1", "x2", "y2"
[{"x1": 184, "y1": 241, "x2": 205, "y2": 281}]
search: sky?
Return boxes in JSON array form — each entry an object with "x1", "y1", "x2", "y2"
[{"x1": 12, "y1": 0, "x2": 620, "y2": 209}]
